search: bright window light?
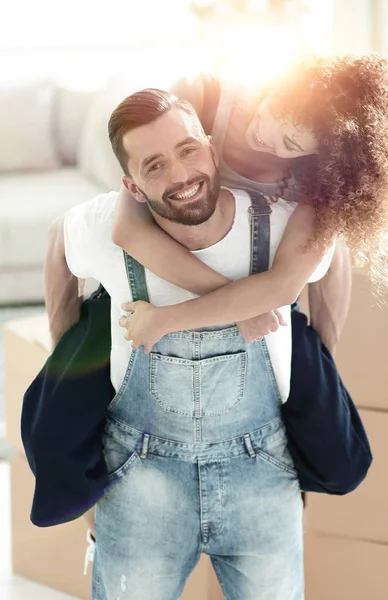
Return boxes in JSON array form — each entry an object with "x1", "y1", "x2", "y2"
[
  {"x1": 0, "y1": 1, "x2": 334, "y2": 89},
  {"x1": 202, "y1": 1, "x2": 334, "y2": 85}
]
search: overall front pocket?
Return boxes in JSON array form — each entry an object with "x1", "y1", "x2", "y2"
[
  {"x1": 149, "y1": 351, "x2": 247, "y2": 417},
  {"x1": 103, "y1": 429, "x2": 141, "y2": 483},
  {"x1": 256, "y1": 427, "x2": 298, "y2": 477}
]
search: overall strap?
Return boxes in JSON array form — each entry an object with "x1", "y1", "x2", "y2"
[
  {"x1": 248, "y1": 191, "x2": 272, "y2": 275},
  {"x1": 123, "y1": 251, "x2": 149, "y2": 302},
  {"x1": 122, "y1": 191, "x2": 271, "y2": 299}
]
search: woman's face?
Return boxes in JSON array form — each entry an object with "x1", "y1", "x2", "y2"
[{"x1": 245, "y1": 98, "x2": 318, "y2": 159}]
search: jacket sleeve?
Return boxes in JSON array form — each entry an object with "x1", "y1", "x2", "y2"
[{"x1": 283, "y1": 307, "x2": 372, "y2": 495}]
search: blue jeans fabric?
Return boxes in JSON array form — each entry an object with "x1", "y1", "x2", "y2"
[
  {"x1": 93, "y1": 194, "x2": 303, "y2": 600},
  {"x1": 93, "y1": 325, "x2": 304, "y2": 600}
]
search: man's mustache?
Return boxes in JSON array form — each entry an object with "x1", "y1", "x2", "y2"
[{"x1": 163, "y1": 175, "x2": 209, "y2": 201}]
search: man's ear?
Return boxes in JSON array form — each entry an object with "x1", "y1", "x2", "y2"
[
  {"x1": 122, "y1": 176, "x2": 147, "y2": 203},
  {"x1": 207, "y1": 135, "x2": 219, "y2": 168}
]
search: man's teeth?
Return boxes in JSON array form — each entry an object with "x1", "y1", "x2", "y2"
[{"x1": 171, "y1": 183, "x2": 200, "y2": 200}]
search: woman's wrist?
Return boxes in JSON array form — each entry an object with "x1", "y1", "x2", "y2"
[{"x1": 158, "y1": 304, "x2": 186, "y2": 335}]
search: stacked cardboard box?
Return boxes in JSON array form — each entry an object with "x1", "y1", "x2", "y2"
[
  {"x1": 4, "y1": 314, "x2": 223, "y2": 600},
  {"x1": 302, "y1": 272, "x2": 388, "y2": 600}
]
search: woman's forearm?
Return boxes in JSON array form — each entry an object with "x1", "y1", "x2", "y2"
[
  {"x1": 113, "y1": 186, "x2": 230, "y2": 295},
  {"x1": 158, "y1": 205, "x2": 329, "y2": 333},
  {"x1": 308, "y1": 239, "x2": 352, "y2": 354},
  {"x1": 160, "y1": 266, "x2": 297, "y2": 333},
  {"x1": 126, "y1": 221, "x2": 230, "y2": 295}
]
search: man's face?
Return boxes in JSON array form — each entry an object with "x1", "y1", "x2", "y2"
[{"x1": 122, "y1": 107, "x2": 220, "y2": 226}]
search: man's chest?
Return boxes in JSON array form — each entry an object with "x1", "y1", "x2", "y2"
[
  {"x1": 99, "y1": 228, "x2": 252, "y2": 312},
  {"x1": 97, "y1": 202, "x2": 290, "y2": 310}
]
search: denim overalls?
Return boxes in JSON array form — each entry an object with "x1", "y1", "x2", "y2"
[{"x1": 93, "y1": 194, "x2": 304, "y2": 600}]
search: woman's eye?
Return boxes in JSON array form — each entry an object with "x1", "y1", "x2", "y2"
[{"x1": 283, "y1": 137, "x2": 295, "y2": 152}]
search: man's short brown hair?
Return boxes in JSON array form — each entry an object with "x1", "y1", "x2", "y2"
[{"x1": 108, "y1": 88, "x2": 203, "y2": 176}]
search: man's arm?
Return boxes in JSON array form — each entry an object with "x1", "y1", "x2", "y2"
[
  {"x1": 307, "y1": 239, "x2": 352, "y2": 355},
  {"x1": 45, "y1": 216, "x2": 84, "y2": 346}
]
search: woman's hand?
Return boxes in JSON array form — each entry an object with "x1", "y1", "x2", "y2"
[
  {"x1": 119, "y1": 301, "x2": 167, "y2": 354},
  {"x1": 236, "y1": 309, "x2": 288, "y2": 343},
  {"x1": 119, "y1": 301, "x2": 288, "y2": 352}
]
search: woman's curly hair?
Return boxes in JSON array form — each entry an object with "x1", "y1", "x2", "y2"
[{"x1": 268, "y1": 54, "x2": 388, "y2": 295}]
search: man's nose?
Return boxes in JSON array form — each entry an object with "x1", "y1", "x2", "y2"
[{"x1": 169, "y1": 159, "x2": 188, "y2": 183}]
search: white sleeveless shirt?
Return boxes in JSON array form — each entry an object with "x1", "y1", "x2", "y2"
[{"x1": 64, "y1": 190, "x2": 334, "y2": 402}]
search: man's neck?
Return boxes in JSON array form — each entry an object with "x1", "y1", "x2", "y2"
[{"x1": 154, "y1": 189, "x2": 235, "y2": 251}]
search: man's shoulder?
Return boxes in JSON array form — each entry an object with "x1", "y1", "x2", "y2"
[
  {"x1": 65, "y1": 191, "x2": 119, "y2": 240},
  {"x1": 66, "y1": 191, "x2": 118, "y2": 225},
  {"x1": 227, "y1": 188, "x2": 298, "y2": 219},
  {"x1": 64, "y1": 190, "x2": 120, "y2": 255},
  {"x1": 223, "y1": 187, "x2": 251, "y2": 209}
]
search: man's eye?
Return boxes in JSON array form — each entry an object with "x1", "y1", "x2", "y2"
[
  {"x1": 181, "y1": 147, "x2": 198, "y2": 156},
  {"x1": 148, "y1": 163, "x2": 163, "y2": 173}
]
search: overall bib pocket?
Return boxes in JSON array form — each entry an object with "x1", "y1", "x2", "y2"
[{"x1": 149, "y1": 351, "x2": 247, "y2": 417}]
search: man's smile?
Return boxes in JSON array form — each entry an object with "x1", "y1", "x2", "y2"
[{"x1": 168, "y1": 181, "x2": 204, "y2": 202}]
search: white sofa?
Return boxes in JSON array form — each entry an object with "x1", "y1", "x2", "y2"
[{"x1": 0, "y1": 80, "x2": 126, "y2": 304}]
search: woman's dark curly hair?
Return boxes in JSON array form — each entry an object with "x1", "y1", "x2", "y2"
[{"x1": 267, "y1": 54, "x2": 388, "y2": 295}]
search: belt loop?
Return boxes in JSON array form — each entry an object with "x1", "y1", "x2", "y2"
[
  {"x1": 243, "y1": 434, "x2": 256, "y2": 458},
  {"x1": 140, "y1": 434, "x2": 150, "y2": 459}
]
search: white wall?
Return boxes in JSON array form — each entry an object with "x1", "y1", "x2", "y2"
[
  {"x1": 332, "y1": 0, "x2": 384, "y2": 54},
  {"x1": 0, "y1": 43, "x2": 203, "y2": 90}
]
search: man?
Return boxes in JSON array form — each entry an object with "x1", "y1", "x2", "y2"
[{"x1": 45, "y1": 88, "x2": 339, "y2": 599}]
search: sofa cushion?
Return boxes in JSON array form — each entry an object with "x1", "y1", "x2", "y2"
[
  {"x1": 54, "y1": 87, "x2": 97, "y2": 166},
  {"x1": 77, "y1": 88, "x2": 125, "y2": 192},
  {"x1": 0, "y1": 168, "x2": 103, "y2": 269},
  {"x1": 0, "y1": 80, "x2": 60, "y2": 172}
]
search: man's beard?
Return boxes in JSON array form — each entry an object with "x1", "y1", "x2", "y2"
[{"x1": 139, "y1": 167, "x2": 221, "y2": 227}]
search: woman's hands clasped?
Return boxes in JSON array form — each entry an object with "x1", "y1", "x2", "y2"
[{"x1": 119, "y1": 301, "x2": 288, "y2": 354}]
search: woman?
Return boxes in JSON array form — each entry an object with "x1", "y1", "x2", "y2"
[{"x1": 112, "y1": 53, "x2": 388, "y2": 349}]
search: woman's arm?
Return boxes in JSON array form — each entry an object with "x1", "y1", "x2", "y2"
[
  {"x1": 307, "y1": 238, "x2": 351, "y2": 355},
  {"x1": 112, "y1": 184, "x2": 231, "y2": 295},
  {"x1": 163, "y1": 205, "x2": 331, "y2": 329},
  {"x1": 122, "y1": 205, "x2": 335, "y2": 352}
]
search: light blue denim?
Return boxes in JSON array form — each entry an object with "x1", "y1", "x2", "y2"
[
  {"x1": 93, "y1": 196, "x2": 303, "y2": 599},
  {"x1": 93, "y1": 327, "x2": 304, "y2": 600}
]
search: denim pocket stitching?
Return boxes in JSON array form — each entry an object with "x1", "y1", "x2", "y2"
[
  {"x1": 149, "y1": 355, "x2": 192, "y2": 416},
  {"x1": 256, "y1": 448, "x2": 297, "y2": 476},
  {"x1": 106, "y1": 450, "x2": 140, "y2": 482},
  {"x1": 149, "y1": 351, "x2": 247, "y2": 417},
  {"x1": 204, "y1": 352, "x2": 247, "y2": 416}
]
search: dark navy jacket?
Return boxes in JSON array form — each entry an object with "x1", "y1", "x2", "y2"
[{"x1": 21, "y1": 289, "x2": 372, "y2": 527}]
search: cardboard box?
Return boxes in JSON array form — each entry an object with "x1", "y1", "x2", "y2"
[
  {"x1": 305, "y1": 533, "x2": 388, "y2": 600},
  {"x1": 5, "y1": 315, "x2": 223, "y2": 599},
  {"x1": 305, "y1": 409, "x2": 388, "y2": 543},
  {"x1": 11, "y1": 452, "x2": 92, "y2": 599},
  {"x1": 4, "y1": 314, "x2": 51, "y2": 453},
  {"x1": 334, "y1": 273, "x2": 388, "y2": 411},
  {"x1": 300, "y1": 272, "x2": 388, "y2": 411}
]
